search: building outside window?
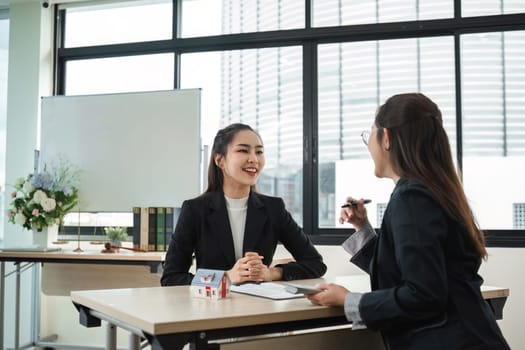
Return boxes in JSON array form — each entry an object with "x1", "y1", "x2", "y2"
[{"x1": 514, "y1": 203, "x2": 525, "y2": 229}]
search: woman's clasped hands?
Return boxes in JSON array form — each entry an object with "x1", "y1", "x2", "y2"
[{"x1": 227, "y1": 251, "x2": 270, "y2": 284}]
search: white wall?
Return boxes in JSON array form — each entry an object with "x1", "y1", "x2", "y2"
[
  {"x1": 3, "y1": 0, "x2": 53, "y2": 245},
  {"x1": 2, "y1": 1, "x2": 53, "y2": 348},
  {"x1": 479, "y1": 247, "x2": 524, "y2": 349}
]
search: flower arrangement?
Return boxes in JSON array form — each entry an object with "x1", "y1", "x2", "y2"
[{"x1": 7, "y1": 159, "x2": 80, "y2": 231}]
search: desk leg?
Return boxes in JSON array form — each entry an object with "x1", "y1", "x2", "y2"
[
  {"x1": 0, "y1": 262, "x2": 4, "y2": 350},
  {"x1": 487, "y1": 297, "x2": 507, "y2": 320},
  {"x1": 128, "y1": 333, "x2": 140, "y2": 350},
  {"x1": 31, "y1": 262, "x2": 41, "y2": 346},
  {"x1": 106, "y1": 323, "x2": 117, "y2": 350},
  {"x1": 15, "y1": 263, "x2": 21, "y2": 350}
]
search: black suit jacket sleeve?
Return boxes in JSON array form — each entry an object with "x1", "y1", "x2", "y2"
[
  {"x1": 271, "y1": 197, "x2": 327, "y2": 281},
  {"x1": 161, "y1": 199, "x2": 199, "y2": 286}
]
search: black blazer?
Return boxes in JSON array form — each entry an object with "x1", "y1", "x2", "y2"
[
  {"x1": 351, "y1": 179, "x2": 509, "y2": 350},
  {"x1": 161, "y1": 191, "x2": 326, "y2": 286}
]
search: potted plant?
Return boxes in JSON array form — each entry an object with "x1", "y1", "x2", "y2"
[{"x1": 104, "y1": 226, "x2": 128, "y2": 247}]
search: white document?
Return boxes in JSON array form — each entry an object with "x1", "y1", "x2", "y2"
[{"x1": 231, "y1": 282, "x2": 304, "y2": 300}]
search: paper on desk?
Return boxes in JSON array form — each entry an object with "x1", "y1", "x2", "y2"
[{"x1": 231, "y1": 282, "x2": 304, "y2": 300}]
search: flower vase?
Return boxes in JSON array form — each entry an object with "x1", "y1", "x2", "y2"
[{"x1": 32, "y1": 224, "x2": 59, "y2": 248}]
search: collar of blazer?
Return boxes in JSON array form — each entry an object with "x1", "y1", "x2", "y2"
[{"x1": 205, "y1": 191, "x2": 268, "y2": 266}]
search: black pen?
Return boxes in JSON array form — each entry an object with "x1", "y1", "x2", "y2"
[{"x1": 341, "y1": 199, "x2": 372, "y2": 208}]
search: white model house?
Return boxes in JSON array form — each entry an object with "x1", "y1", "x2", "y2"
[{"x1": 190, "y1": 268, "x2": 230, "y2": 299}]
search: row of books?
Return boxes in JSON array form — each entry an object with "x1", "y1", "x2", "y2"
[{"x1": 132, "y1": 207, "x2": 180, "y2": 252}]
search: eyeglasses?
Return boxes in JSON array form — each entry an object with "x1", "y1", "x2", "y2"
[{"x1": 361, "y1": 130, "x2": 370, "y2": 146}]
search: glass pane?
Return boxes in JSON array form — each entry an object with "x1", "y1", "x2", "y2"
[
  {"x1": 0, "y1": 16, "x2": 9, "y2": 236},
  {"x1": 181, "y1": 0, "x2": 304, "y2": 38},
  {"x1": 313, "y1": 0, "x2": 453, "y2": 27},
  {"x1": 461, "y1": 31, "x2": 525, "y2": 229},
  {"x1": 318, "y1": 37, "x2": 455, "y2": 228},
  {"x1": 180, "y1": 47, "x2": 304, "y2": 224},
  {"x1": 64, "y1": 54, "x2": 174, "y2": 95},
  {"x1": 463, "y1": 0, "x2": 525, "y2": 17},
  {"x1": 64, "y1": 1, "x2": 172, "y2": 48},
  {"x1": 62, "y1": 212, "x2": 133, "y2": 240}
]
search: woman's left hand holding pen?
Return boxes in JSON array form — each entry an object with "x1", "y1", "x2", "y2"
[{"x1": 339, "y1": 196, "x2": 369, "y2": 230}]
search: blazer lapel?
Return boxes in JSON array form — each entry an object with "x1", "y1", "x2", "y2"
[
  {"x1": 206, "y1": 193, "x2": 236, "y2": 267},
  {"x1": 243, "y1": 192, "x2": 267, "y2": 252}
]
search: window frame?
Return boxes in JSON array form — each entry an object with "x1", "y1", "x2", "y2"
[{"x1": 53, "y1": 1, "x2": 525, "y2": 247}]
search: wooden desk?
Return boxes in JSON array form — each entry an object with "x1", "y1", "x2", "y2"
[
  {"x1": 71, "y1": 277, "x2": 509, "y2": 350},
  {"x1": 0, "y1": 249, "x2": 165, "y2": 350}
]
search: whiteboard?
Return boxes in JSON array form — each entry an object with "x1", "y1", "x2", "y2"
[{"x1": 40, "y1": 89, "x2": 201, "y2": 212}]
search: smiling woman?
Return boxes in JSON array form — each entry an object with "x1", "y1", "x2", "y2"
[{"x1": 161, "y1": 123, "x2": 327, "y2": 300}]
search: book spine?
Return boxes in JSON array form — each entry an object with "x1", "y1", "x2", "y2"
[
  {"x1": 140, "y1": 207, "x2": 149, "y2": 251},
  {"x1": 148, "y1": 207, "x2": 157, "y2": 252},
  {"x1": 156, "y1": 207, "x2": 166, "y2": 251},
  {"x1": 132, "y1": 206, "x2": 141, "y2": 249},
  {"x1": 165, "y1": 207, "x2": 174, "y2": 249}
]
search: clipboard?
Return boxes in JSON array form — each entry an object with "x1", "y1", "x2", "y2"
[{"x1": 230, "y1": 282, "x2": 304, "y2": 300}]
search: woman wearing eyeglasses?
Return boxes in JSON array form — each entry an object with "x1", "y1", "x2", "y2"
[{"x1": 306, "y1": 93, "x2": 509, "y2": 350}]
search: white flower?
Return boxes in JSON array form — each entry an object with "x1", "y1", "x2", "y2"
[
  {"x1": 15, "y1": 213, "x2": 27, "y2": 225},
  {"x1": 41, "y1": 197, "x2": 57, "y2": 212},
  {"x1": 14, "y1": 177, "x2": 25, "y2": 188},
  {"x1": 23, "y1": 181, "x2": 34, "y2": 193},
  {"x1": 7, "y1": 159, "x2": 80, "y2": 231},
  {"x1": 32, "y1": 190, "x2": 47, "y2": 204}
]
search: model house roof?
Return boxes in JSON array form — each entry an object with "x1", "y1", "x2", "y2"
[{"x1": 191, "y1": 269, "x2": 227, "y2": 288}]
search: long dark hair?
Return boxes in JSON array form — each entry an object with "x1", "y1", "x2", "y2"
[
  {"x1": 205, "y1": 123, "x2": 262, "y2": 193},
  {"x1": 375, "y1": 93, "x2": 487, "y2": 258}
]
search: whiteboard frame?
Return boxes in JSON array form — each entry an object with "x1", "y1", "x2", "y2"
[{"x1": 40, "y1": 89, "x2": 201, "y2": 212}]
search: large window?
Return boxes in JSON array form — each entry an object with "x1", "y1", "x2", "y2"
[
  {"x1": 63, "y1": 1, "x2": 172, "y2": 47},
  {"x1": 462, "y1": 0, "x2": 525, "y2": 17},
  {"x1": 317, "y1": 36, "x2": 456, "y2": 228},
  {"x1": 461, "y1": 31, "x2": 525, "y2": 229},
  {"x1": 313, "y1": 0, "x2": 453, "y2": 26},
  {"x1": 65, "y1": 54, "x2": 174, "y2": 95},
  {"x1": 181, "y1": 47, "x2": 304, "y2": 222},
  {"x1": 55, "y1": 0, "x2": 525, "y2": 243},
  {"x1": 181, "y1": 0, "x2": 305, "y2": 37}
]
